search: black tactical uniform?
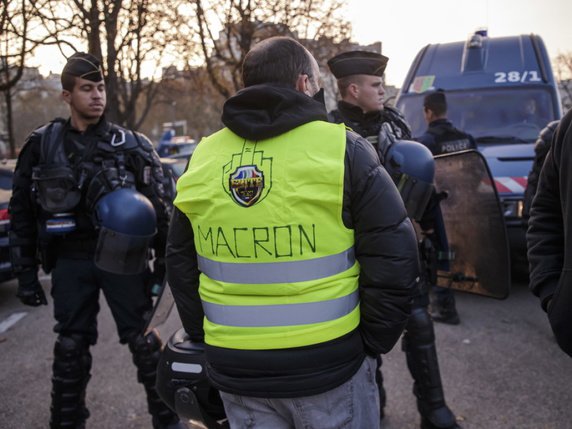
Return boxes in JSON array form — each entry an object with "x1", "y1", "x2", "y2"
[
  {"x1": 330, "y1": 98, "x2": 459, "y2": 429},
  {"x1": 417, "y1": 118, "x2": 476, "y2": 156},
  {"x1": 9, "y1": 53, "x2": 180, "y2": 429},
  {"x1": 416, "y1": 116, "x2": 476, "y2": 324}
]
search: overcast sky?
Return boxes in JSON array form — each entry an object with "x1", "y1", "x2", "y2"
[
  {"x1": 346, "y1": 0, "x2": 572, "y2": 86},
  {"x1": 31, "y1": 0, "x2": 571, "y2": 89}
]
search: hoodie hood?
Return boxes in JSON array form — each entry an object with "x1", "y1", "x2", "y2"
[{"x1": 221, "y1": 84, "x2": 328, "y2": 141}]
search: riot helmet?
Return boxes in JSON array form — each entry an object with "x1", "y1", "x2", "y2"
[
  {"x1": 93, "y1": 188, "x2": 156, "y2": 274},
  {"x1": 156, "y1": 328, "x2": 228, "y2": 428},
  {"x1": 383, "y1": 139, "x2": 435, "y2": 221}
]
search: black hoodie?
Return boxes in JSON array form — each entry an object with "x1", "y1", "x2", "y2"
[
  {"x1": 222, "y1": 84, "x2": 327, "y2": 140},
  {"x1": 166, "y1": 84, "x2": 418, "y2": 397}
]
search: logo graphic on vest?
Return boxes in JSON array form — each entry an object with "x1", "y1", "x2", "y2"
[
  {"x1": 223, "y1": 143, "x2": 273, "y2": 207},
  {"x1": 229, "y1": 165, "x2": 265, "y2": 206}
]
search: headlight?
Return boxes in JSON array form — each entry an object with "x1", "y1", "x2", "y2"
[{"x1": 502, "y1": 200, "x2": 524, "y2": 218}]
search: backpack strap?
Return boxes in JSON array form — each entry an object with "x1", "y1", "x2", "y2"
[{"x1": 39, "y1": 118, "x2": 67, "y2": 164}]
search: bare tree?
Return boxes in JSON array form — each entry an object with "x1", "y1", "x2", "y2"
[
  {"x1": 175, "y1": 0, "x2": 352, "y2": 98},
  {"x1": 5, "y1": 0, "x2": 359, "y2": 150},
  {"x1": 554, "y1": 52, "x2": 572, "y2": 111},
  {"x1": 139, "y1": 66, "x2": 226, "y2": 143},
  {"x1": 0, "y1": 0, "x2": 38, "y2": 157},
  {"x1": 29, "y1": 0, "x2": 185, "y2": 129}
]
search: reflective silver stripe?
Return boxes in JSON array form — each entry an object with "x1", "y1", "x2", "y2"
[
  {"x1": 171, "y1": 362, "x2": 203, "y2": 374},
  {"x1": 202, "y1": 289, "x2": 359, "y2": 327},
  {"x1": 198, "y1": 247, "x2": 355, "y2": 284}
]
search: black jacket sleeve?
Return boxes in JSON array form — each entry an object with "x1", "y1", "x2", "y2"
[
  {"x1": 527, "y1": 108, "x2": 572, "y2": 356},
  {"x1": 344, "y1": 131, "x2": 418, "y2": 355},
  {"x1": 165, "y1": 207, "x2": 204, "y2": 342},
  {"x1": 8, "y1": 132, "x2": 41, "y2": 273}
]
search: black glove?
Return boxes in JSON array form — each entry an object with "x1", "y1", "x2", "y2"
[{"x1": 16, "y1": 269, "x2": 47, "y2": 307}]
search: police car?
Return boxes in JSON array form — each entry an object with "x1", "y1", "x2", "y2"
[{"x1": 396, "y1": 30, "x2": 563, "y2": 266}]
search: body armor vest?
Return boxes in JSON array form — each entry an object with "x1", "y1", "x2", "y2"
[{"x1": 32, "y1": 119, "x2": 139, "y2": 217}]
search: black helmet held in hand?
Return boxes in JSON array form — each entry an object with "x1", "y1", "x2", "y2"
[{"x1": 156, "y1": 329, "x2": 228, "y2": 428}]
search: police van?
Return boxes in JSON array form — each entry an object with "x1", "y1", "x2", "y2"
[{"x1": 395, "y1": 30, "x2": 562, "y2": 266}]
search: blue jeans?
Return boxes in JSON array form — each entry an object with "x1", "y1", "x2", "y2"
[{"x1": 220, "y1": 356, "x2": 380, "y2": 429}]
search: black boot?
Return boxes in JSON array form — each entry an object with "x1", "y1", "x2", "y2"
[
  {"x1": 403, "y1": 308, "x2": 460, "y2": 429},
  {"x1": 50, "y1": 335, "x2": 92, "y2": 429},
  {"x1": 128, "y1": 332, "x2": 185, "y2": 429},
  {"x1": 430, "y1": 289, "x2": 460, "y2": 325}
]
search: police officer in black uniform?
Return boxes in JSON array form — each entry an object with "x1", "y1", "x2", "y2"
[
  {"x1": 9, "y1": 52, "x2": 183, "y2": 429},
  {"x1": 415, "y1": 89, "x2": 476, "y2": 324},
  {"x1": 328, "y1": 50, "x2": 460, "y2": 429},
  {"x1": 417, "y1": 90, "x2": 476, "y2": 156}
]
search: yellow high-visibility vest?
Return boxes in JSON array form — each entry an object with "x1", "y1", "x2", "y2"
[{"x1": 175, "y1": 121, "x2": 360, "y2": 350}]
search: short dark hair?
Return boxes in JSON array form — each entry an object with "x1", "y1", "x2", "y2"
[
  {"x1": 423, "y1": 89, "x2": 447, "y2": 116},
  {"x1": 337, "y1": 75, "x2": 367, "y2": 98},
  {"x1": 242, "y1": 37, "x2": 314, "y2": 88}
]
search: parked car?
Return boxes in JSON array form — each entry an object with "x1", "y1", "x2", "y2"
[{"x1": 0, "y1": 159, "x2": 16, "y2": 283}]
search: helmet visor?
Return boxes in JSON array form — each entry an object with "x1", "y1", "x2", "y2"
[
  {"x1": 94, "y1": 227, "x2": 153, "y2": 274},
  {"x1": 396, "y1": 174, "x2": 434, "y2": 221}
]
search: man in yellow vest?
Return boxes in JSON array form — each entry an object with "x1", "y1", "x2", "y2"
[{"x1": 166, "y1": 36, "x2": 419, "y2": 428}]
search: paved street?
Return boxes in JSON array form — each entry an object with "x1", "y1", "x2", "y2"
[{"x1": 0, "y1": 275, "x2": 571, "y2": 429}]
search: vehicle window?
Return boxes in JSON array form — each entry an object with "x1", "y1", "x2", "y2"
[{"x1": 399, "y1": 88, "x2": 556, "y2": 142}]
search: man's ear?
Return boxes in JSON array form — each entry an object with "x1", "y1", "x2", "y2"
[
  {"x1": 61, "y1": 90, "x2": 71, "y2": 105},
  {"x1": 348, "y1": 83, "x2": 359, "y2": 99},
  {"x1": 424, "y1": 107, "x2": 435, "y2": 123},
  {"x1": 296, "y1": 74, "x2": 310, "y2": 94}
]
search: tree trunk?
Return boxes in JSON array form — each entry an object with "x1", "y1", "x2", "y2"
[{"x1": 3, "y1": 88, "x2": 16, "y2": 158}]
